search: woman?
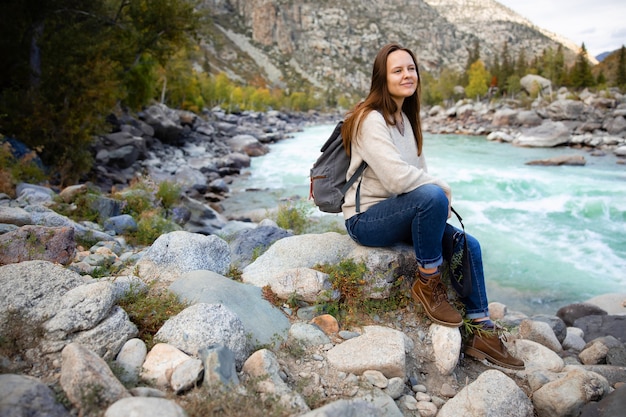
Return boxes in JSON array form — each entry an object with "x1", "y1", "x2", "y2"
[{"x1": 341, "y1": 43, "x2": 524, "y2": 370}]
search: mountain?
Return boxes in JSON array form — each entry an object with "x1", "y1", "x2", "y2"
[
  {"x1": 197, "y1": 0, "x2": 587, "y2": 98},
  {"x1": 592, "y1": 47, "x2": 624, "y2": 82}
]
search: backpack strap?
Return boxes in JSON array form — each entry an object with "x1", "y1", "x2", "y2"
[
  {"x1": 341, "y1": 161, "x2": 367, "y2": 213},
  {"x1": 444, "y1": 207, "x2": 473, "y2": 298}
]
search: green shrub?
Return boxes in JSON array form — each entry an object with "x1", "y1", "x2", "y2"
[
  {"x1": 274, "y1": 201, "x2": 312, "y2": 235},
  {"x1": 314, "y1": 259, "x2": 410, "y2": 327},
  {"x1": 0, "y1": 140, "x2": 47, "y2": 197},
  {"x1": 50, "y1": 185, "x2": 103, "y2": 223},
  {"x1": 118, "y1": 285, "x2": 189, "y2": 350},
  {"x1": 131, "y1": 210, "x2": 181, "y2": 246},
  {"x1": 156, "y1": 180, "x2": 182, "y2": 210}
]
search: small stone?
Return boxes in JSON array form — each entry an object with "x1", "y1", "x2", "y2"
[
  {"x1": 311, "y1": 314, "x2": 339, "y2": 335},
  {"x1": 363, "y1": 370, "x2": 388, "y2": 388},
  {"x1": 440, "y1": 383, "x2": 457, "y2": 398},
  {"x1": 400, "y1": 395, "x2": 419, "y2": 410},
  {"x1": 416, "y1": 392, "x2": 431, "y2": 401},
  {"x1": 412, "y1": 384, "x2": 427, "y2": 393},
  {"x1": 338, "y1": 330, "x2": 360, "y2": 340}
]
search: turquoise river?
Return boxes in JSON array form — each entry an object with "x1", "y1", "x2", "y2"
[{"x1": 223, "y1": 123, "x2": 626, "y2": 315}]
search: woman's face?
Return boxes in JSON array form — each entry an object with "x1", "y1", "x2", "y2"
[{"x1": 386, "y1": 50, "x2": 418, "y2": 104}]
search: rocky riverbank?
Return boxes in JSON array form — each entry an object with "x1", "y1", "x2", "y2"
[
  {"x1": 1, "y1": 84, "x2": 626, "y2": 417},
  {"x1": 0, "y1": 203, "x2": 625, "y2": 417}
]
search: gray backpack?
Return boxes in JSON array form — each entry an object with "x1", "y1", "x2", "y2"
[{"x1": 309, "y1": 121, "x2": 367, "y2": 213}]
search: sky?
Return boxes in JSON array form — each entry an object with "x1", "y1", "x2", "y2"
[{"x1": 497, "y1": 0, "x2": 626, "y2": 58}]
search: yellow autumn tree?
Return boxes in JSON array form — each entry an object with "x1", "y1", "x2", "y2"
[{"x1": 465, "y1": 60, "x2": 491, "y2": 99}]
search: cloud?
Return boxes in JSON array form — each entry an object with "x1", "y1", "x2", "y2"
[{"x1": 498, "y1": 0, "x2": 626, "y2": 56}]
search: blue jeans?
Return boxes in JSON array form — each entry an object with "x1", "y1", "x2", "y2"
[{"x1": 345, "y1": 184, "x2": 489, "y2": 319}]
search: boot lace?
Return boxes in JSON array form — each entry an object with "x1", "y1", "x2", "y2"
[{"x1": 432, "y1": 281, "x2": 449, "y2": 307}]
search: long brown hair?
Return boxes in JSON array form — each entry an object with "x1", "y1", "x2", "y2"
[{"x1": 341, "y1": 43, "x2": 423, "y2": 156}]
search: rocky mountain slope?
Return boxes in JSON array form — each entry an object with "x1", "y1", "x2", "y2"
[{"x1": 198, "y1": 0, "x2": 585, "y2": 97}]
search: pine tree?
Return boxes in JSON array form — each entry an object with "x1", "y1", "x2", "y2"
[
  {"x1": 554, "y1": 45, "x2": 566, "y2": 87},
  {"x1": 616, "y1": 45, "x2": 626, "y2": 89},
  {"x1": 462, "y1": 39, "x2": 481, "y2": 85},
  {"x1": 516, "y1": 48, "x2": 528, "y2": 76},
  {"x1": 499, "y1": 42, "x2": 514, "y2": 89},
  {"x1": 570, "y1": 43, "x2": 595, "y2": 89}
]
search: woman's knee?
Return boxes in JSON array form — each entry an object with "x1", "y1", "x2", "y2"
[{"x1": 407, "y1": 184, "x2": 448, "y2": 214}]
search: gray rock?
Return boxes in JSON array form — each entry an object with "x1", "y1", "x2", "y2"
[
  {"x1": 227, "y1": 134, "x2": 269, "y2": 156},
  {"x1": 45, "y1": 281, "x2": 117, "y2": 335},
  {"x1": 103, "y1": 214, "x2": 137, "y2": 234},
  {"x1": 114, "y1": 338, "x2": 147, "y2": 385},
  {"x1": 24, "y1": 205, "x2": 114, "y2": 244},
  {"x1": 516, "y1": 110, "x2": 543, "y2": 126},
  {"x1": 532, "y1": 368, "x2": 610, "y2": 417},
  {"x1": 514, "y1": 121, "x2": 571, "y2": 147},
  {"x1": 525, "y1": 154, "x2": 586, "y2": 166},
  {"x1": 289, "y1": 322, "x2": 331, "y2": 347},
  {"x1": 52, "y1": 306, "x2": 137, "y2": 361},
  {"x1": 546, "y1": 99, "x2": 585, "y2": 120},
  {"x1": 180, "y1": 195, "x2": 229, "y2": 235},
  {"x1": 604, "y1": 115, "x2": 626, "y2": 135},
  {"x1": 584, "y1": 293, "x2": 626, "y2": 315},
  {"x1": 579, "y1": 384, "x2": 626, "y2": 417},
  {"x1": 530, "y1": 314, "x2": 568, "y2": 343},
  {"x1": 520, "y1": 74, "x2": 552, "y2": 95},
  {"x1": 491, "y1": 108, "x2": 518, "y2": 127},
  {"x1": 155, "y1": 303, "x2": 250, "y2": 369},
  {"x1": 0, "y1": 205, "x2": 32, "y2": 226},
  {"x1": 437, "y1": 370, "x2": 533, "y2": 417},
  {"x1": 141, "y1": 103, "x2": 185, "y2": 144},
  {"x1": 16, "y1": 183, "x2": 55, "y2": 205},
  {"x1": 298, "y1": 398, "x2": 387, "y2": 417},
  {"x1": 170, "y1": 357, "x2": 203, "y2": 394},
  {"x1": 169, "y1": 270, "x2": 290, "y2": 349},
  {"x1": 519, "y1": 319, "x2": 563, "y2": 353},
  {"x1": 326, "y1": 326, "x2": 411, "y2": 379},
  {"x1": 242, "y1": 232, "x2": 416, "y2": 300},
  {"x1": 574, "y1": 315, "x2": 626, "y2": 343},
  {"x1": 137, "y1": 231, "x2": 230, "y2": 283},
  {"x1": 557, "y1": 302, "x2": 608, "y2": 327},
  {"x1": 60, "y1": 343, "x2": 130, "y2": 415},
  {"x1": 242, "y1": 349, "x2": 310, "y2": 414},
  {"x1": 199, "y1": 345, "x2": 240, "y2": 388},
  {"x1": 104, "y1": 397, "x2": 187, "y2": 417},
  {"x1": 384, "y1": 377, "x2": 405, "y2": 400},
  {"x1": 0, "y1": 374, "x2": 70, "y2": 417},
  {"x1": 229, "y1": 224, "x2": 293, "y2": 269},
  {"x1": 0, "y1": 225, "x2": 76, "y2": 265},
  {"x1": 90, "y1": 196, "x2": 122, "y2": 222},
  {"x1": 0, "y1": 260, "x2": 85, "y2": 326}
]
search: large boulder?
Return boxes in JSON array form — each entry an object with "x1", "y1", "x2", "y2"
[
  {"x1": 169, "y1": 270, "x2": 291, "y2": 348},
  {"x1": 242, "y1": 232, "x2": 417, "y2": 300},
  {"x1": 520, "y1": 74, "x2": 552, "y2": 95},
  {"x1": 155, "y1": 303, "x2": 250, "y2": 369},
  {"x1": 136, "y1": 231, "x2": 230, "y2": 283},
  {"x1": 437, "y1": 370, "x2": 534, "y2": 417},
  {"x1": 513, "y1": 121, "x2": 571, "y2": 147},
  {"x1": 0, "y1": 225, "x2": 76, "y2": 265}
]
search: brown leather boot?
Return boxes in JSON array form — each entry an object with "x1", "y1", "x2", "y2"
[
  {"x1": 464, "y1": 331, "x2": 525, "y2": 370},
  {"x1": 411, "y1": 270, "x2": 463, "y2": 327}
]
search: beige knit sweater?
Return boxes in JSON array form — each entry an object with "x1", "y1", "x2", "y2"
[{"x1": 342, "y1": 111, "x2": 451, "y2": 219}]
